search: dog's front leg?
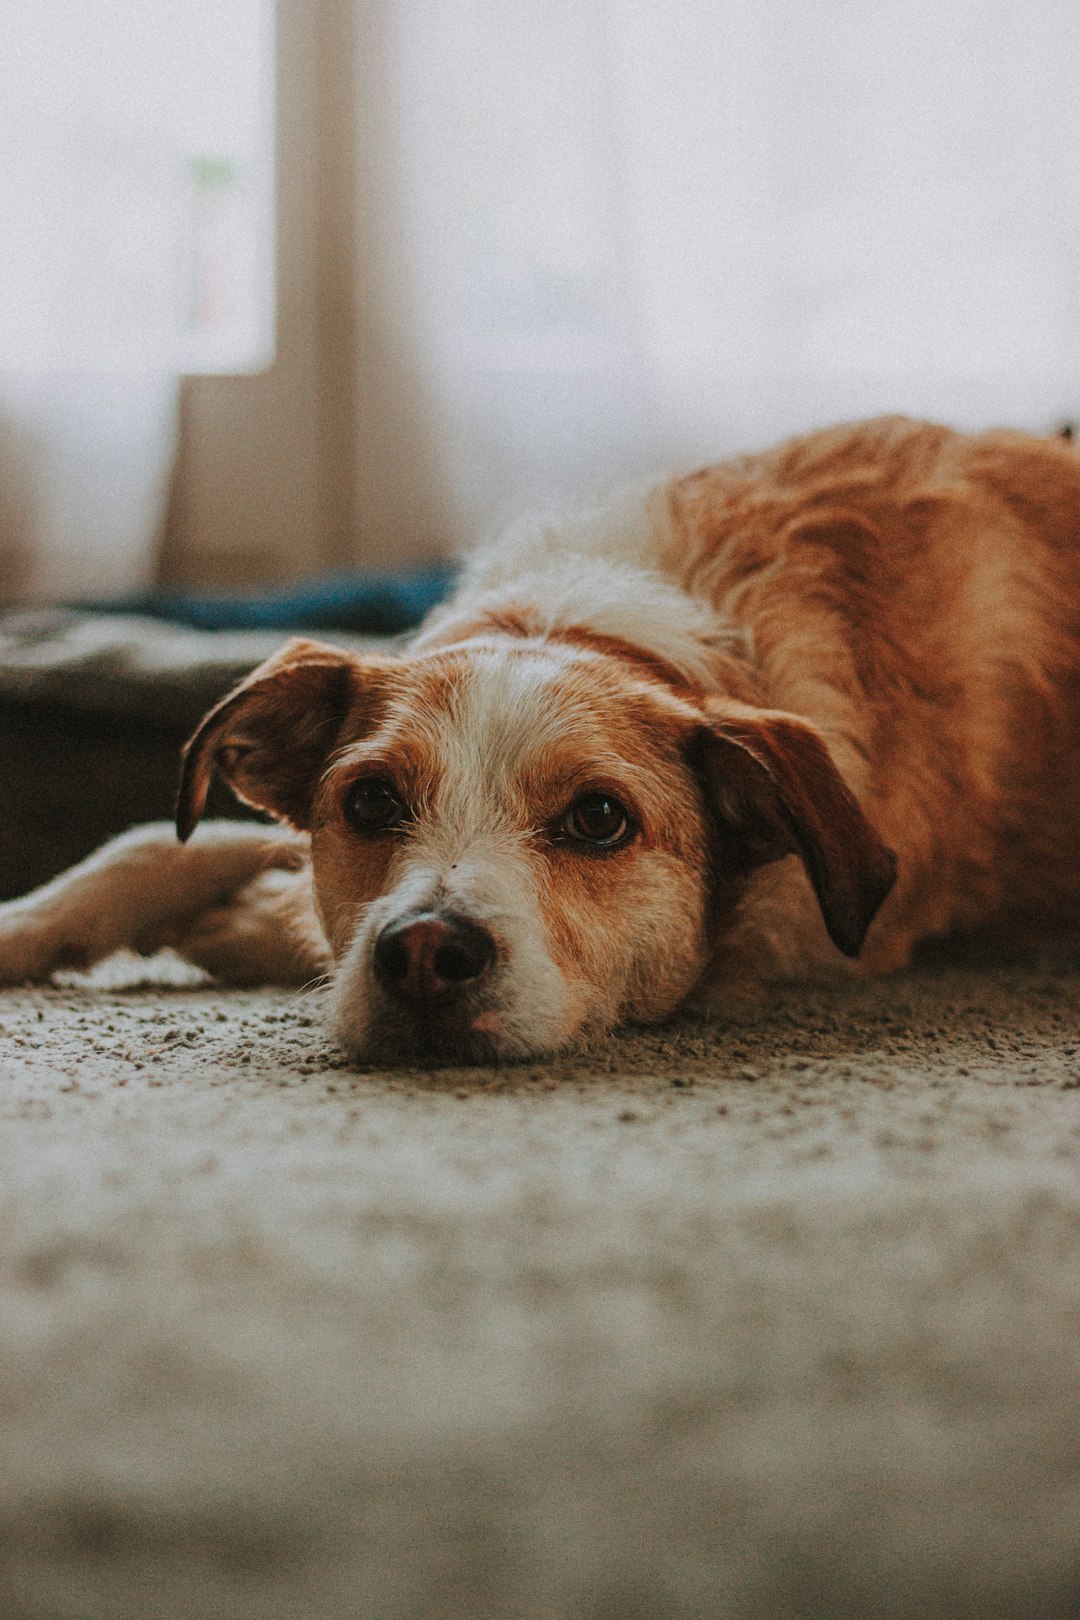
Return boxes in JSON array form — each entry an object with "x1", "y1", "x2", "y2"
[
  {"x1": 0, "y1": 820, "x2": 321, "y2": 985},
  {"x1": 166, "y1": 864, "x2": 332, "y2": 987}
]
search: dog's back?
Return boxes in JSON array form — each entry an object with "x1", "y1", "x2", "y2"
[{"x1": 663, "y1": 417, "x2": 1080, "y2": 951}]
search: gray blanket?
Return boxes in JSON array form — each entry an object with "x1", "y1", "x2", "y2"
[{"x1": 0, "y1": 612, "x2": 388, "y2": 897}]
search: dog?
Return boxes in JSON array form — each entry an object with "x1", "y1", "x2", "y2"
[{"x1": 1, "y1": 416, "x2": 1077, "y2": 1062}]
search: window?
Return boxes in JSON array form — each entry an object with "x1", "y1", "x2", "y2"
[{"x1": 0, "y1": 0, "x2": 275, "y2": 372}]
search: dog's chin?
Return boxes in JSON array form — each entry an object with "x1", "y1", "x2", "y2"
[
  {"x1": 359, "y1": 1013, "x2": 507, "y2": 1067},
  {"x1": 332, "y1": 992, "x2": 575, "y2": 1068}
]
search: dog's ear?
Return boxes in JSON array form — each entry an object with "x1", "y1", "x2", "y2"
[
  {"x1": 176, "y1": 639, "x2": 361, "y2": 840},
  {"x1": 691, "y1": 705, "x2": 897, "y2": 957}
]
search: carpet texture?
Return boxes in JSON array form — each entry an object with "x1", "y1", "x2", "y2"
[{"x1": 1, "y1": 953, "x2": 1079, "y2": 1619}]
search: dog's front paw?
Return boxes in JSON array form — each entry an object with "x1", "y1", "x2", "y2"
[
  {"x1": 169, "y1": 868, "x2": 331, "y2": 987},
  {"x1": 0, "y1": 907, "x2": 77, "y2": 984}
]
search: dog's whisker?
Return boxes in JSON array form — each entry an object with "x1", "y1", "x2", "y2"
[{"x1": 291, "y1": 972, "x2": 332, "y2": 1001}]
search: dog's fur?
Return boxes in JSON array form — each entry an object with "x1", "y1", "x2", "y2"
[{"x1": 1, "y1": 417, "x2": 1077, "y2": 1061}]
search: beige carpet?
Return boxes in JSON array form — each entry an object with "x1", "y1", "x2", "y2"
[{"x1": 1, "y1": 950, "x2": 1079, "y2": 1620}]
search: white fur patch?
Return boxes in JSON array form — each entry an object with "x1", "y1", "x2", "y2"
[
  {"x1": 413, "y1": 482, "x2": 748, "y2": 685},
  {"x1": 431, "y1": 645, "x2": 581, "y2": 831}
]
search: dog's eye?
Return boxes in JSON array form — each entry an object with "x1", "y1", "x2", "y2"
[
  {"x1": 345, "y1": 776, "x2": 408, "y2": 833},
  {"x1": 562, "y1": 792, "x2": 632, "y2": 849}
]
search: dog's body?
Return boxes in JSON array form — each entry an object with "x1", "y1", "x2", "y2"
[{"x1": 2, "y1": 417, "x2": 1077, "y2": 1060}]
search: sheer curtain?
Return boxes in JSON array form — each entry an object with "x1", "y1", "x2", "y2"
[
  {"x1": 0, "y1": 375, "x2": 178, "y2": 603},
  {"x1": 8, "y1": 2, "x2": 1073, "y2": 588},
  {"x1": 0, "y1": 0, "x2": 271, "y2": 604},
  {"x1": 352, "y1": 0, "x2": 1080, "y2": 559}
]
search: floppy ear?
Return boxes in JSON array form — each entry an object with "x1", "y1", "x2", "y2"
[
  {"x1": 176, "y1": 639, "x2": 360, "y2": 840},
  {"x1": 691, "y1": 706, "x2": 897, "y2": 957}
]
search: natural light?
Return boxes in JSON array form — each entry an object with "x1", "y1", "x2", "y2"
[{"x1": 0, "y1": 0, "x2": 275, "y2": 372}]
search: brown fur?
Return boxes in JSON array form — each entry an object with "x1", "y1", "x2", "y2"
[{"x1": 662, "y1": 416, "x2": 1080, "y2": 962}]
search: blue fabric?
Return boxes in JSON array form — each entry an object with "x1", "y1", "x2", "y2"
[{"x1": 80, "y1": 566, "x2": 458, "y2": 636}]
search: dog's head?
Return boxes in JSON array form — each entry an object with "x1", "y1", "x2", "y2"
[{"x1": 177, "y1": 635, "x2": 896, "y2": 1062}]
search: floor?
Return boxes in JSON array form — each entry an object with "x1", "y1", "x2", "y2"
[{"x1": 1, "y1": 951, "x2": 1079, "y2": 1619}]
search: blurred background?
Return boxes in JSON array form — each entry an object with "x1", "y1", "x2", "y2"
[{"x1": 1, "y1": 0, "x2": 1078, "y2": 605}]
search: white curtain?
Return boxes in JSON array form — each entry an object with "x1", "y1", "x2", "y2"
[
  {"x1": 0, "y1": 0, "x2": 270, "y2": 605},
  {"x1": 355, "y1": 0, "x2": 1080, "y2": 553},
  {"x1": 0, "y1": 375, "x2": 178, "y2": 604}
]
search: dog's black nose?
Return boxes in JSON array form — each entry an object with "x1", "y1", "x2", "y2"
[{"x1": 372, "y1": 912, "x2": 496, "y2": 1001}]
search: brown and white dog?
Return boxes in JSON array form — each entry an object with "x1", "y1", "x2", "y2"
[{"x1": 1, "y1": 417, "x2": 1077, "y2": 1062}]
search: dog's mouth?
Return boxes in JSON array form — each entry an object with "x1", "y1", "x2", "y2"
[{"x1": 353, "y1": 997, "x2": 514, "y2": 1066}]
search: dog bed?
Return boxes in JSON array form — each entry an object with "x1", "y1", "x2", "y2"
[{"x1": 0, "y1": 612, "x2": 388, "y2": 899}]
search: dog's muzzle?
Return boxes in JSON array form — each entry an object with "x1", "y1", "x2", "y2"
[{"x1": 371, "y1": 910, "x2": 497, "y2": 1004}]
